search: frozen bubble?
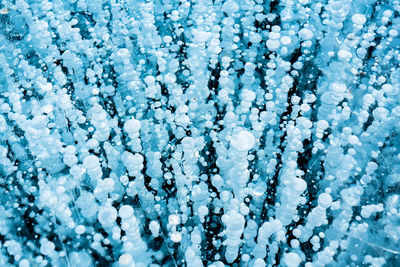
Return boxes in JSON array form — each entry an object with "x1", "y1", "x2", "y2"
[
  {"x1": 169, "y1": 214, "x2": 181, "y2": 225},
  {"x1": 230, "y1": 130, "x2": 256, "y2": 151},
  {"x1": 366, "y1": 162, "x2": 378, "y2": 175},
  {"x1": 283, "y1": 252, "x2": 302, "y2": 267},
  {"x1": 299, "y1": 28, "x2": 313, "y2": 40},
  {"x1": 363, "y1": 94, "x2": 375, "y2": 105},
  {"x1": 119, "y1": 254, "x2": 134, "y2": 267},
  {"x1": 348, "y1": 135, "x2": 359, "y2": 145},
  {"x1": 254, "y1": 258, "x2": 266, "y2": 267},
  {"x1": 117, "y1": 48, "x2": 130, "y2": 58},
  {"x1": 41, "y1": 104, "x2": 53, "y2": 114},
  {"x1": 352, "y1": 14, "x2": 366, "y2": 25},
  {"x1": 149, "y1": 221, "x2": 160, "y2": 237},
  {"x1": 163, "y1": 36, "x2": 173, "y2": 43},
  {"x1": 98, "y1": 205, "x2": 117, "y2": 227},
  {"x1": 292, "y1": 178, "x2": 307, "y2": 193},
  {"x1": 249, "y1": 32, "x2": 262, "y2": 43},
  {"x1": 31, "y1": 115, "x2": 48, "y2": 129},
  {"x1": 280, "y1": 36, "x2": 292, "y2": 45},
  {"x1": 75, "y1": 225, "x2": 86, "y2": 235},
  {"x1": 83, "y1": 155, "x2": 99, "y2": 169},
  {"x1": 222, "y1": 0, "x2": 239, "y2": 14},
  {"x1": 244, "y1": 62, "x2": 255, "y2": 73},
  {"x1": 226, "y1": 211, "x2": 245, "y2": 231},
  {"x1": 318, "y1": 193, "x2": 332, "y2": 208},
  {"x1": 330, "y1": 83, "x2": 347, "y2": 93},
  {"x1": 86, "y1": 139, "x2": 99, "y2": 149},
  {"x1": 65, "y1": 145, "x2": 76, "y2": 154},
  {"x1": 198, "y1": 205, "x2": 209, "y2": 216},
  {"x1": 317, "y1": 120, "x2": 329, "y2": 130},
  {"x1": 19, "y1": 259, "x2": 30, "y2": 267},
  {"x1": 124, "y1": 118, "x2": 141, "y2": 135},
  {"x1": 193, "y1": 29, "x2": 211, "y2": 43},
  {"x1": 269, "y1": 32, "x2": 281, "y2": 40},
  {"x1": 266, "y1": 39, "x2": 280, "y2": 51},
  {"x1": 271, "y1": 25, "x2": 280, "y2": 32},
  {"x1": 373, "y1": 107, "x2": 389, "y2": 121},
  {"x1": 382, "y1": 84, "x2": 394, "y2": 94},
  {"x1": 119, "y1": 205, "x2": 134, "y2": 219},
  {"x1": 338, "y1": 50, "x2": 352, "y2": 60},
  {"x1": 171, "y1": 232, "x2": 182, "y2": 243},
  {"x1": 241, "y1": 89, "x2": 256, "y2": 102},
  {"x1": 144, "y1": 75, "x2": 156, "y2": 85},
  {"x1": 389, "y1": 29, "x2": 398, "y2": 37},
  {"x1": 69, "y1": 251, "x2": 92, "y2": 267}
]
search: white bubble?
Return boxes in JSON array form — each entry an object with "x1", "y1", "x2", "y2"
[
  {"x1": 169, "y1": 214, "x2": 181, "y2": 225},
  {"x1": 316, "y1": 120, "x2": 329, "y2": 130},
  {"x1": 193, "y1": 29, "x2": 211, "y2": 43},
  {"x1": 117, "y1": 48, "x2": 130, "y2": 58},
  {"x1": 352, "y1": 14, "x2": 366, "y2": 25},
  {"x1": 19, "y1": 259, "x2": 30, "y2": 267},
  {"x1": 318, "y1": 193, "x2": 333, "y2": 208},
  {"x1": 254, "y1": 258, "x2": 266, "y2": 267},
  {"x1": 266, "y1": 39, "x2": 281, "y2": 51},
  {"x1": 241, "y1": 89, "x2": 256, "y2": 102},
  {"x1": 75, "y1": 225, "x2": 86, "y2": 235},
  {"x1": 389, "y1": 29, "x2": 398, "y2": 37},
  {"x1": 31, "y1": 115, "x2": 48, "y2": 129},
  {"x1": 163, "y1": 36, "x2": 173, "y2": 43},
  {"x1": 119, "y1": 205, "x2": 134, "y2": 219},
  {"x1": 292, "y1": 178, "x2": 307, "y2": 193},
  {"x1": 230, "y1": 130, "x2": 256, "y2": 151},
  {"x1": 119, "y1": 253, "x2": 134, "y2": 267},
  {"x1": 299, "y1": 28, "x2": 313, "y2": 40},
  {"x1": 382, "y1": 84, "x2": 394, "y2": 94},
  {"x1": 149, "y1": 221, "x2": 160, "y2": 237},
  {"x1": 170, "y1": 232, "x2": 182, "y2": 243},
  {"x1": 83, "y1": 155, "x2": 100, "y2": 169},
  {"x1": 144, "y1": 75, "x2": 156, "y2": 85},
  {"x1": 348, "y1": 135, "x2": 359, "y2": 145},
  {"x1": 65, "y1": 145, "x2": 76, "y2": 154},
  {"x1": 338, "y1": 50, "x2": 352, "y2": 60},
  {"x1": 98, "y1": 205, "x2": 117, "y2": 227},
  {"x1": 124, "y1": 118, "x2": 141, "y2": 136},
  {"x1": 198, "y1": 205, "x2": 209, "y2": 216},
  {"x1": 269, "y1": 31, "x2": 281, "y2": 40},
  {"x1": 280, "y1": 36, "x2": 292, "y2": 45},
  {"x1": 283, "y1": 252, "x2": 302, "y2": 267},
  {"x1": 330, "y1": 83, "x2": 347, "y2": 93},
  {"x1": 222, "y1": 0, "x2": 239, "y2": 14}
]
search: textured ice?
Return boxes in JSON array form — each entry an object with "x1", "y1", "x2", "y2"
[{"x1": 0, "y1": 0, "x2": 399, "y2": 266}]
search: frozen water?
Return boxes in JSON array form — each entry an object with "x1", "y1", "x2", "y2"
[{"x1": 0, "y1": 1, "x2": 399, "y2": 266}]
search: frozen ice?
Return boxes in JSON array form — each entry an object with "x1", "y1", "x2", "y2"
[{"x1": 1, "y1": 1, "x2": 398, "y2": 266}]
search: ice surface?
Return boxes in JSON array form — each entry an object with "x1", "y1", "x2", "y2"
[{"x1": 0, "y1": 1, "x2": 399, "y2": 266}]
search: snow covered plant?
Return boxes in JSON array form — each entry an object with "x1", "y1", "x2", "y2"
[{"x1": 1, "y1": 0, "x2": 400, "y2": 266}]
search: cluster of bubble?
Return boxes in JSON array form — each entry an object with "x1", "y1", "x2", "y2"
[{"x1": 0, "y1": 0, "x2": 399, "y2": 266}]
